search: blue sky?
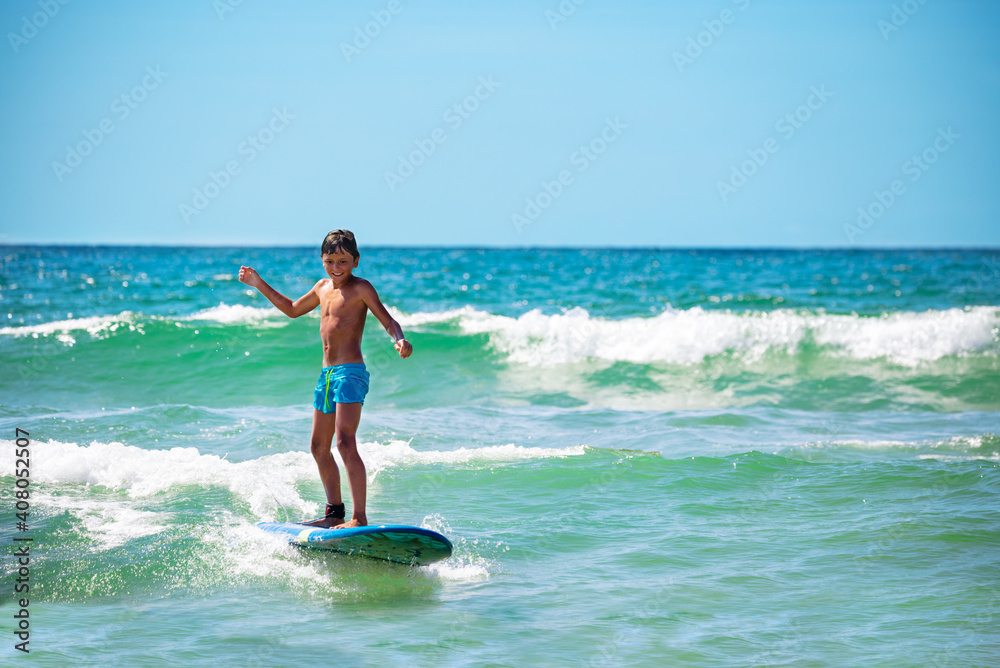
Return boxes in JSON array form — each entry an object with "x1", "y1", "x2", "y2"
[{"x1": 1, "y1": 0, "x2": 998, "y2": 247}]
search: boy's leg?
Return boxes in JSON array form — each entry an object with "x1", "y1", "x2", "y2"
[
  {"x1": 309, "y1": 409, "x2": 344, "y2": 517},
  {"x1": 334, "y1": 401, "x2": 367, "y2": 528}
]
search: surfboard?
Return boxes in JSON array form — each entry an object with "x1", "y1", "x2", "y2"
[{"x1": 256, "y1": 522, "x2": 453, "y2": 566}]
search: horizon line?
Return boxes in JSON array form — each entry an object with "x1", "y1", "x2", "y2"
[{"x1": 2, "y1": 242, "x2": 999, "y2": 252}]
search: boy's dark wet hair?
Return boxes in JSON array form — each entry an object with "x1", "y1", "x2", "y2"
[{"x1": 321, "y1": 229, "x2": 359, "y2": 260}]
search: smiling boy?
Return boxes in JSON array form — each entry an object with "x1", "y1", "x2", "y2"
[{"x1": 238, "y1": 229, "x2": 412, "y2": 528}]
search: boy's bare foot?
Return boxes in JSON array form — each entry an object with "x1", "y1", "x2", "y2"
[{"x1": 332, "y1": 517, "x2": 367, "y2": 530}]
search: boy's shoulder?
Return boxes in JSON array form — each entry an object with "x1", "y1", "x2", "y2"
[
  {"x1": 316, "y1": 276, "x2": 376, "y2": 296},
  {"x1": 348, "y1": 276, "x2": 379, "y2": 301},
  {"x1": 346, "y1": 275, "x2": 375, "y2": 291}
]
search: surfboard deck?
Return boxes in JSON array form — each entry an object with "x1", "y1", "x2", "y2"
[{"x1": 256, "y1": 522, "x2": 453, "y2": 566}]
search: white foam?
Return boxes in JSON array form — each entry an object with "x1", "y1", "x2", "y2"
[
  {"x1": 459, "y1": 306, "x2": 812, "y2": 365},
  {"x1": 363, "y1": 440, "x2": 585, "y2": 469},
  {"x1": 945, "y1": 435, "x2": 986, "y2": 449},
  {"x1": 200, "y1": 514, "x2": 489, "y2": 593},
  {"x1": 0, "y1": 303, "x2": 285, "y2": 343},
  {"x1": 418, "y1": 513, "x2": 493, "y2": 580},
  {"x1": 824, "y1": 439, "x2": 914, "y2": 449},
  {"x1": 178, "y1": 302, "x2": 283, "y2": 325},
  {"x1": 63, "y1": 496, "x2": 168, "y2": 550},
  {"x1": 196, "y1": 514, "x2": 337, "y2": 584},
  {"x1": 811, "y1": 306, "x2": 999, "y2": 366},
  {"x1": 0, "y1": 312, "x2": 141, "y2": 346},
  {"x1": 398, "y1": 304, "x2": 999, "y2": 367},
  {"x1": 9, "y1": 304, "x2": 996, "y2": 367},
  {"x1": 2, "y1": 439, "x2": 532, "y2": 582},
  {"x1": 3, "y1": 440, "x2": 317, "y2": 520},
  {"x1": 780, "y1": 433, "x2": 1000, "y2": 460},
  {"x1": 390, "y1": 305, "x2": 483, "y2": 327},
  {"x1": 0, "y1": 439, "x2": 585, "y2": 520},
  {"x1": 917, "y1": 453, "x2": 1000, "y2": 462}
]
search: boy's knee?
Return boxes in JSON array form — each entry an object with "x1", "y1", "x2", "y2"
[{"x1": 335, "y1": 432, "x2": 357, "y2": 452}]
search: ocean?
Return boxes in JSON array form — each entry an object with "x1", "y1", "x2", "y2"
[{"x1": 1, "y1": 245, "x2": 998, "y2": 666}]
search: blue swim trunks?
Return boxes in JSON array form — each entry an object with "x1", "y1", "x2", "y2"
[{"x1": 313, "y1": 363, "x2": 369, "y2": 414}]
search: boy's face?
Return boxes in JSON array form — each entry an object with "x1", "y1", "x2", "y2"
[{"x1": 322, "y1": 250, "x2": 359, "y2": 285}]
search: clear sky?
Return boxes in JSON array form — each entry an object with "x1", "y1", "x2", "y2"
[{"x1": 1, "y1": 0, "x2": 998, "y2": 247}]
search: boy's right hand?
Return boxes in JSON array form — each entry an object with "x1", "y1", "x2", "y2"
[
  {"x1": 238, "y1": 266, "x2": 260, "y2": 288},
  {"x1": 394, "y1": 338, "x2": 413, "y2": 359}
]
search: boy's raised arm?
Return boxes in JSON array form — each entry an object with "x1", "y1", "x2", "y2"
[
  {"x1": 360, "y1": 281, "x2": 412, "y2": 358},
  {"x1": 239, "y1": 266, "x2": 319, "y2": 318}
]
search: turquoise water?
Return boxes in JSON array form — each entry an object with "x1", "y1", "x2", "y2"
[{"x1": 1, "y1": 246, "x2": 999, "y2": 666}]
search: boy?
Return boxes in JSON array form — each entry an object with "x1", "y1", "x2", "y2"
[{"x1": 238, "y1": 229, "x2": 412, "y2": 529}]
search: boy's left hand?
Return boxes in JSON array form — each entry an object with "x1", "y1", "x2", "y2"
[{"x1": 394, "y1": 339, "x2": 412, "y2": 358}]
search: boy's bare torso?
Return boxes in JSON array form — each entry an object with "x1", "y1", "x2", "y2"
[{"x1": 316, "y1": 276, "x2": 370, "y2": 367}]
